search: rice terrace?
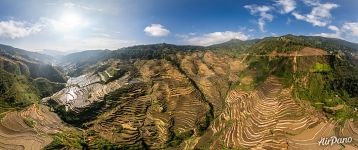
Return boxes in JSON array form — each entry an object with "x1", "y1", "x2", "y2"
[{"x1": 0, "y1": 0, "x2": 358, "y2": 150}]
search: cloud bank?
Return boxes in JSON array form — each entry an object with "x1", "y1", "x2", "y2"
[
  {"x1": 186, "y1": 31, "x2": 249, "y2": 46},
  {"x1": 0, "y1": 20, "x2": 43, "y2": 39},
  {"x1": 292, "y1": 2, "x2": 339, "y2": 27},
  {"x1": 144, "y1": 24, "x2": 170, "y2": 37}
]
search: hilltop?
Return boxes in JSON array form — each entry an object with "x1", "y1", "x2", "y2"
[{"x1": 0, "y1": 35, "x2": 357, "y2": 149}]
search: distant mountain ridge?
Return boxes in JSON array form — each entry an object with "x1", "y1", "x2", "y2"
[
  {"x1": 0, "y1": 44, "x2": 54, "y2": 64},
  {"x1": 44, "y1": 35, "x2": 358, "y2": 149},
  {"x1": 3, "y1": 35, "x2": 357, "y2": 66},
  {"x1": 0, "y1": 43, "x2": 66, "y2": 117},
  {"x1": 37, "y1": 49, "x2": 69, "y2": 57},
  {"x1": 52, "y1": 35, "x2": 358, "y2": 76},
  {"x1": 1, "y1": 34, "x2": 358, "y2": 149},
  {"x1": 246, "y1": 34, "x2": 358, "y2": 54}
]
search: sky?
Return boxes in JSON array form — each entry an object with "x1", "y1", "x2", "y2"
[{"x1": 0, "y1": 0, "x2": 358, "y2": 52}]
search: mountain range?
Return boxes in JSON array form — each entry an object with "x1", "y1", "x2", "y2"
[{"x1": 0, "y1": 35, "x2": 358, "y2": 150}]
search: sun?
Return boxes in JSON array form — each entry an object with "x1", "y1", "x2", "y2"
[{"x1": 54, "y1": 12, "x2": 85, "y2": 32}]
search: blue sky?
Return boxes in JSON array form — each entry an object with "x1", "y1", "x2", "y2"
[{"x1": 0, "y1": 0, "x2": 358, "y2": 52}]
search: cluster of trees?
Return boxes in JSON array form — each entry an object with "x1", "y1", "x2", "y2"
[
  {"x1": 25, "y1": 61, "x2": 66, "y2": 83},
  {"x1": 249, "y1": 38, "x2": 306, "y2": 54},
  {"x1": 293, "y1": 55, "x2": 358, "y2": 121},
  {"x1": 32, "y1": 78, "x2": 65, "y2": 98},
  {"x1": 113, "y1": 43, "x2": 203, "y2": 60},
  {"x1": 247, "y1": 56, "x2": 294, "y2": 86},
  {"x1": 0, "y1": 47, "x2": 67, "y2": 115},
  {"x1": 0, "y1": 70, "x2": 39, "y2": 112},
  {"x1": 239, "y1": 34, "x2": 358, "y2": 55},
  {"x1": 242, "y1": 50, "x2": 357, "y2": 122},
  {"x1": 208, "y1": 39, "x2": 258, "y2": 57}
]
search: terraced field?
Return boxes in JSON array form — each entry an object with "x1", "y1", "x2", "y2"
[
  {"x1": 339, "y1": 121, "x2": 358, "y2": 146},
  {"x1": 176, "y1": 52, "x2": 247, "y2": 117},
  {"x1": 82, "y1": 59, "x2": 211, "y2": 149},
  {"x1": 45, "y1": 60, "x2": 133, "y2": 111},
  {"x1": 1, "y1": 35, "x2": 358, "y2": 149},
  {"x1": 0, "y1": 105, "x2": 65, "y2": 150},
  {"x1": 180, "y1": 51, "x2": 358, "y2": 149},
  {"x1": 36, "y1": 51, "x2": 358, "y2": 149},
  {"x1": 193, "y1": 74, "x2": 357, "y2": 150}
]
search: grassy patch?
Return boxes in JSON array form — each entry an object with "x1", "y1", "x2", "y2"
[
  {"x1": 167, "y1": 130, "x2": 194, "y2": 147},
  {"x1": 311, "y1": 62, "x2": 332, "y2": 73},
  {"x1": 32, "y1": 77, "x2": 65, "y2": 98},
  {"x1": 241, "y1": 56, "x2": 294, "y2": 89},
  {"x1": 293, "y1": 58, "x2": 358, "y2": 122},
  {"x1": 88, "y1": 137, "x2": 119, "y2": 150},
  {"x1": 247, "y1": 36, "x2": 306, "y2": 54},
  {"x1": 23, "y1": 118, "x2": 36, "y2": 128},
  {"x1": 0, "y1": 70, "x2": 38, "y2": 110},
  {"x1": 45, "y1": 130, "x2": 87, "y2": 150},
  {"x1": 112, "y1": 124, "x2": 123, "y2": 133},
  {"x1": 88, "y1": 135, "x2": 148, "y2": 150}
]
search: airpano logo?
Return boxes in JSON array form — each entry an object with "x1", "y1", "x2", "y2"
[{"x1": 318, "y1": 136, "x2": 353, "y2": 146}]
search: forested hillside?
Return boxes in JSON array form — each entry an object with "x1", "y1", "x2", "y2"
[{"x1": 1, "y1": 35, "x2": 358, "y2": 149}]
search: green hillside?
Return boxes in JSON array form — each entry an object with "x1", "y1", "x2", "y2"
[
  {"x1": 0, "y1": 44, "x2": 54, "y2": 63},
  {"x1": 208, "y1": 39, "x2": 259, "y2": 56},
  {"x1": 245, "y1": 34, "x2": 358, "y2": 55},
  {"x1": 0, "y1": 70, "x2": 38, "y2": 114},
  {"x1": 0, "y1": 46, "x2": 66, "y2": 115},
  {"x1": 1, "y1": 35, "x2": 358, "y2": 149}
]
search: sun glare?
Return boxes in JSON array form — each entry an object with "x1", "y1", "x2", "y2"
[{"x1": 54, "y1": 12, "x2": 85, "y2": 32}]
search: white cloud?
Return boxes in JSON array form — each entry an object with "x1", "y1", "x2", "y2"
[
  {"x1": 328, "y1": 25, "x2": 339, "y2": 32},
  {"x1": 313, "y1": 32, "x2": 340, "y2": 38},
  {"x1": 313, "y1": 22, "x2": 358, "y2": 40},
  {"x1": 275, "y1": 0, "x2": 296, "y2": 14},
  {"x1": 292, "y1": 2, "x2": 338, "y2": 27},
  {"x1": 64, "y1": 2, "x2": 102, "y2": 12},
  {"x1": 0, "y1": 20, "x2": 43, "y2": 39},
  {"x1": 185, "y1": 31, "x2": 249, "y2": 46},
  {"x1": 175, "y1": 32, "x2": 196, "y2": 39},
  {"x1": 342, "y1": 22, "x2": 358, "y2": 36},
  {"x1": 302, "y1": 0, "x2": 320, "y2": 6},
  {"x1": 313, "y1": 24, "x2": 341, "y2": 38},
  {"x1": 144, "y1": 24, "x2": 170, "y2": 37},
  {"x1": 244, "y1": 5, "x2": 274, "y2": 32}
]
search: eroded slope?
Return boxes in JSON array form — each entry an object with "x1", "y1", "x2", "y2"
[
  {"x1": 43, "y1": 50, "x2": 358, "y2": 149},
  {"x1": 0, "y1": 105, "x2": 66, "y2": 150}
]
